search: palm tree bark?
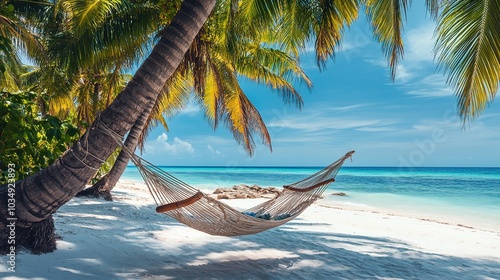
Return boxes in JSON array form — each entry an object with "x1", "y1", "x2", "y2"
[
  {"x1": 0, "y1": 0, "x2": 216, "y2": 254},
  {"x1": 76, "y1": 100, "x2": 155, "y2": 201}
]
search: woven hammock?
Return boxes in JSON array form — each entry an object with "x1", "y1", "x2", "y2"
[
  {"x1": 96, "y1": 122, "x2": 354, "y2": 236},
  {"x1": 133, "y1": 150, "x2": 354, "y2": 236}
]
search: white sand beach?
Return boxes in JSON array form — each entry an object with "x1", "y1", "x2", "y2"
[{"x1": 1, "y1": 180, "x2": 499, "y2": 280}]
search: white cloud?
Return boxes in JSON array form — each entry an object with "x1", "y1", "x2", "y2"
[
  {"x1": 302, "y1": 26, "x2": 372, "y2": 55},
  {"x1": 269, "y1": 115, "x2": 379, "y2": 131},
  {"x1": 366, "y1": 24, "x2": 437, "y2": 85},
  {"x1": 356, "y1": 127, "x2": 397, "y2": 132},
  {"x1": 478, "y1": 112, "x2": 500, "y2": 120},
  {"x1": 179, "y1": 100, "x2": 200, "y2": 115},
  {"x1": 145, "y1": 133, "x2": 194, "y2": 155},
  {"x1": 406, "y1": 88, "x2": 453, "y2": 98},
  {"x1": 207, "y1": 145, "x2": 222, "y2": 156},
  {"x1": 302, "y1": 44, "x2": 315, "y2": 54},
  {"x1": 393, "y1": 24, "x2": 436, "y2": 83},
  {"x1": 273, "y1": 130, "x2": 338, "y2": 144},
  {"x1": 405, "y1": 24, "x2": 436, "y2": 64},
  {"x1": 405, "y1": 74, "x2": 454, "y2": 98},
  {"x1": 366, "y1": 58, "x2": 386, "y2": 68},
  {"x1": 201, "y1": 136, "x2": 235, "y2": 146},
  {"x1": 268, "y1": 112, "x2": 399, "y2": 133},
  {"x1": 371, "y1": 23, "x2": 455, "y2": 99},
  {"x1": 328, "y1": 103, "x2": 372, "y2": 111},
  {"x1": 394, "y1": 64, "x2": 413, "y2": 82},
  {"x1": 412, "y1": 119, "x2": 460, "y2": 132}
]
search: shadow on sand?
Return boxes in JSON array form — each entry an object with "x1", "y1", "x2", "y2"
[{"x1": 2, "y1": 193, "x2": 499, "y2": 280}]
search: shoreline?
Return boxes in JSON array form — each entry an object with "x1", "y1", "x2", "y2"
[
  {"x1": 316, "y1": 198, "x2": 500, "y2": 235},
  {"x1": 318, "y1": 203, "x2": 490, "y2": 232},
  {"x1": 1, "y1": 180, "x2": 499, "y2": 279}
]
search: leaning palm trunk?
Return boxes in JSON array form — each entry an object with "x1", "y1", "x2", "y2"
[
  {"x1": 77, "y1": 100, "x2": 155, "y2": 201},
  {"x1": 0, "y1": 0, "x2": 216, "y2": 254}
]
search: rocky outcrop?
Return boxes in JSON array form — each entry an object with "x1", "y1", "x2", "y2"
[
  {"x1": 331, "y1": 192, "x2": 347, "y2": 196},
  {"x1": 211, "y1": 184, "x2": 281, "y2": 199}
]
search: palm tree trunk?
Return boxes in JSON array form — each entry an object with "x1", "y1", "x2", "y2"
[
  {"x1": 76, "y1": 100, "x2": 155, "y2": 201},
  {"x1": 0, "y1": 0, "x2": 216, "y2": 254}
]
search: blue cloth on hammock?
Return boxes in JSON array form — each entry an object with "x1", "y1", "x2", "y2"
[{"x1": 243, "y1": 212, "x2": 291, "y2": 221}]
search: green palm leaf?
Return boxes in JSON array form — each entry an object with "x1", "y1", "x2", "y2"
[
  {"x1": 224, "y1": 77, "x2": 272, "y2": 155},
  {"x1": 425, "y1": 0, "x2": 441, "y2": 19},
  {"x1": 365, "y1": 0, "x2": 410, "y2": 80},
  {"x1": 0, "y1": 1, "x2": 48, "y2": 76},
  {"x1": 53, "y1": 0, "x2": 159, "y2": 73},
  {"x1": 236, "y1": 44, "x2": 310, "y2": 108},
  {"x1": 436, "y1": 0, "x2": 500, "y2": 121},
  {"x1": 314, "y1": 0, "x2": 359, "y2": 68},
  {"x1": 138, "y1": 70, "x2": 192, "y2": 152},
  {"x1": 240, "y1": 0, "x2": 282, "y2": 31},
  {"x1": 67, "y1": 0, "x2": 123, "y2": 36},
  {"x1": 272, "y1": 0, "x2": 313, "y2": 57}
]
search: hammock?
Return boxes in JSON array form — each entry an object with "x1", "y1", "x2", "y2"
[{"x1": 96, "y1": 122, "x2": 354, "y2": 236}]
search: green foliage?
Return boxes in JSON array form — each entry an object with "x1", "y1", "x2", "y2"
[
  {"x1": 365, "y1": 0, "x2": 409, "y2": 80},
  {"x1": 0, "y1": 90, "x2": 80, "y2": 184},
  {"x1": 90, "y1": 147, "x2": 121, "y2": 184},
  {"x1": 436, "y1": 0, "x2": 500, "y2": 122}
]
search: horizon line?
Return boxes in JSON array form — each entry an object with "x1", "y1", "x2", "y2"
[{"x1": 126, "y1": 165, "x2": 500, "y2": 169}]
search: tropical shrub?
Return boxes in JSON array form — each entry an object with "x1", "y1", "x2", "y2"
[{"x1": 0, "y1": 90, "x2": 80, "y2": 184}]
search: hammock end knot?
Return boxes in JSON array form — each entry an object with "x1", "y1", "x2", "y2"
[{"x1": 346, "y1": 150, "x2": 355, "y2": 162}]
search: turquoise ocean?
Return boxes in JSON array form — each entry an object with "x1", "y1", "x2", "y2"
[{"x1": 122, "y1": 166, "x2": 500, "y2": 231}]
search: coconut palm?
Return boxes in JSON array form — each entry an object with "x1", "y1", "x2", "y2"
[
  {"x1": 0, "y1": 0, "x2": 48, "y2": 90},
  {"x1": 77, "y1": 71, "x2": 190, "y2": 200},
  {"x1": 0, "y1": 0, "x2": 217, "y2": 254},
  {"x1": 20, "y1": 0, "x2": 161, "y2": 192},
  {"x1": 26, "y1": 0, "x2": 159, "y2": 118},
  {"x1": 78, "y1": 0, "x2": 311, "y2": 200}
]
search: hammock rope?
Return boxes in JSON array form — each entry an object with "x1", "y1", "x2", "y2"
[{"x1": 95, "y1": 121, "x2": 354, "y2": 236}]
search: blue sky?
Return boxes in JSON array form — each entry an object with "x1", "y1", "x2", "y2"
[{"x1": 142, "y1": 3, "x2": 500, "y2": 167}]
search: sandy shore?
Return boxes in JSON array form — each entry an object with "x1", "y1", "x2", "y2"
[{"x1": 1, "y1": 180, "x2": 499, "y2": 279}]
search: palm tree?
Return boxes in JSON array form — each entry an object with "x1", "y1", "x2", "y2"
[
  {"x1": 20, "y1": 0, "x2": 161, "y2": 191},
  {"x1": 0, "y1": 0, "x2": 48, "y2": 90},
  {"x1": 77, "y1": 70, "x2": 190, "y2": 200},
  {"x1": 78, "y1": 0, "x2": 312, "y2": 200},
  {"x1": 0, "y1": 0, "x2": 217, "y2": 254},
  {"x1": 26, "y1": 0, "x2": 159, "y2": 120}
]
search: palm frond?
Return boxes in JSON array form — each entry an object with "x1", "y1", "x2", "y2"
[
  {"x1": 425, "y1": 0, "x2": 441, "y2": 19},
  {"x1": 239, "y1": 0, "x2": 282, "y2": 31},
  {"x1": 435, "y1": 0, "x2": 500, "y2": 122},
  {"x1": 314, "y1": 0, "x2": 359, "y2": 68},
  {"x1": 101, "y1": 70, "x2": 131, "y2": 107},
  {"x1": 67, "y1": 0, "x2": 123, "y2": 36},
  {"x1": 236, "y1": 44, "x2": 310, "y2": 108},
  {"x1": 273, "y1": 0, "x2": 313, "y2": 57},
  {"x1": 1, "y1": 1, "x2": 47, "y2": 65},
  {"x1": 365, "y1": 0, "x2": 410, "y2": 80},
  {"x1": 200, "y1": 58, "x2": 224, "y2": 128},
  {"x1": 54, "y1": 0, "x2": 159, "y2": 73},
  {"x1": 138, "y1": 70, "x2": 192, "y2": 152},
  {"x1": 223, "y1": 78, "x2": 272, "y2": 156},
  {"x1": 20, "y1": 65, "x2": 75, "y2": 117},
  {"x1": 0, "y1": 36, "x2": 22, "y2": 90}
]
